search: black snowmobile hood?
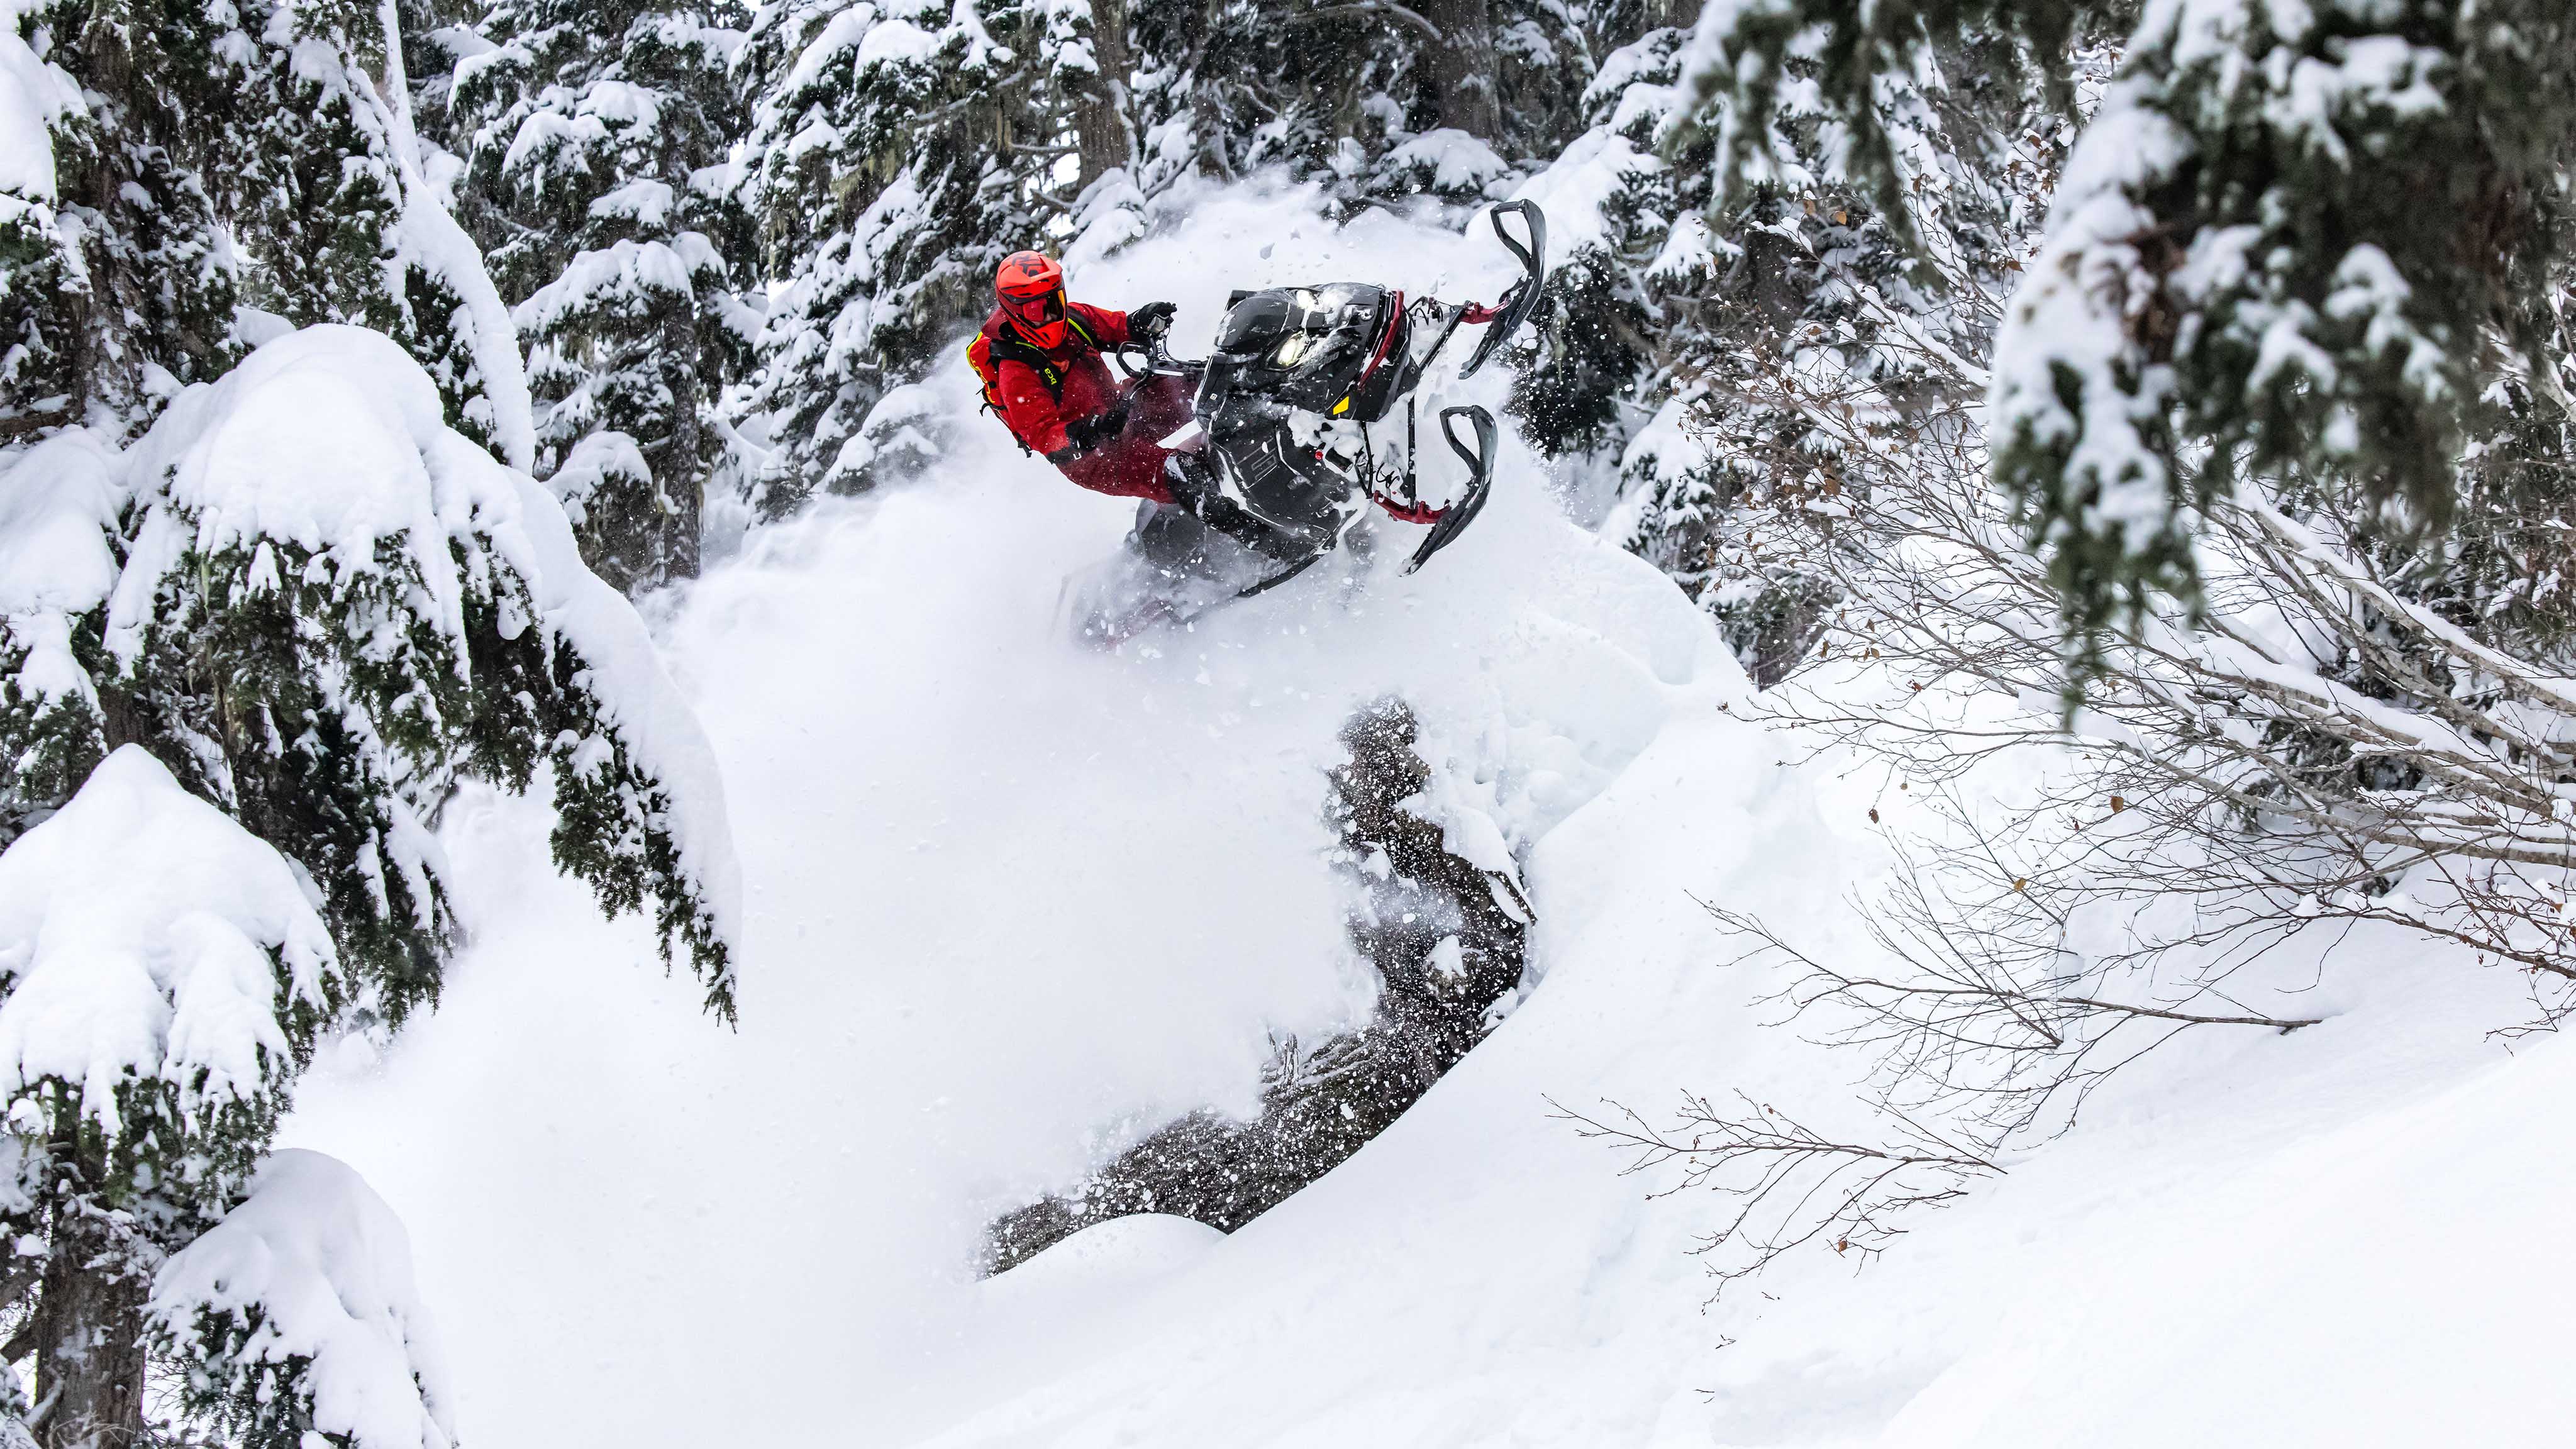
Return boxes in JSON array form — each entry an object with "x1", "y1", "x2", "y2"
[{"x1": 1201, "y1": 283, "x2": 1404, "y2": 422}]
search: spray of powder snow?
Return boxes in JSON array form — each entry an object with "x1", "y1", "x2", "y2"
[{"x1": 277, "y1": 182, "x2": 1758, "y2": 1444}]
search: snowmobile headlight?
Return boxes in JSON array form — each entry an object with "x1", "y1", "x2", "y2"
[{"x1": 1274, "y1": 333, "x2": 1309, "y2": 367}]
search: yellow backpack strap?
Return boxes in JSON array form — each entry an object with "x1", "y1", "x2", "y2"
[
  {"x1": 984, "y1": 328, "x2": 1069, "y2": 399},
  {"x1": 968, "y1": 332, "x2": 1002, "y2": 409}
]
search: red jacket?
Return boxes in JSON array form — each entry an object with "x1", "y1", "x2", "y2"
[{"x1": 977, "y1": 301, "x2": 1134, "y2": 457}]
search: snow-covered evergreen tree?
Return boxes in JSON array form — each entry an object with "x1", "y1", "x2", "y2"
[
  {"x1": 3, "y1": 3, "x2": 731, "y2": 1411},
  {"x1": 1126, "y1": 0, "x2": 1589, "y2": 206},
  {"x1": 0, "y1": 18, "x2": 91, "y2": 436},
  {"x1": 1507, "y1": 24, "x2": 1709, "y2": 465},
  {"x1": 0, "y1": 746, "x2": 347, "y2": 1447},
  {"x1": 6, "y1": 0, "x2": 533, "y2": 464},
  {"x1": 445, "y1": 0, "x2": 757, "y2": 593},
  {"x1": 2429, "y1": 285, "x2": 2576, "y2": 660},
  {"x1": 7, "y1": 0, "x2": 243, "y2": 438},
  {"x1": 1522, "y1": 16, "x2": 2063, "y2": 682},
  {"x1": 221, "y1": 0, "x2": 538, "y2": 469},
  {"x1": 0, "y1": 325, "x2": 739, "y2": 1443},
  {"x1": 1679, "y1": 0, "x2": 2576, "y2": 674},
  {"x1": 728, "y1": 0, "x2": 1067, "y2": 513}
]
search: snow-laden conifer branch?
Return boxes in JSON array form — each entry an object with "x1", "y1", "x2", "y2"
[
  {"x1": 0, "y1": 747, "x2": 342, "y2": 1191},
  {"x1": 149, "y1": 1150, "x2": 457, "y2": 1449}
]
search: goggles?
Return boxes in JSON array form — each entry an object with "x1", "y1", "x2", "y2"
[{"x1": 1002, "y1": 287, "x2": 1066, "y2": 330}]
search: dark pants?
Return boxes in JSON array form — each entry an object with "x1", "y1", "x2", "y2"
[{"x1": 1058, "y1": 372, "x2": 1200, "y2": 503}]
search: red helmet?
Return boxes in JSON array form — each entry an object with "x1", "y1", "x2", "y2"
[{"x1": 996, "y1": 250, "x2": 1068, "y2": 348}]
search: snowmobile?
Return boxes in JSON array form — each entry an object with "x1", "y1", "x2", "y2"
[{"x1": 1065, "y1": 201, "x2": 1548, "y2": 641}]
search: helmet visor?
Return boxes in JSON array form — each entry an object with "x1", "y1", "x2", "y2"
[{"x1": 1004, "y1": 288, "x2": 1066, "y2": 331}]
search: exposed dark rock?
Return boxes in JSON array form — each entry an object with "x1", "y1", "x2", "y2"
[{"x1": 983, "y1": 697, "x2": 1530, "y2": 1275}]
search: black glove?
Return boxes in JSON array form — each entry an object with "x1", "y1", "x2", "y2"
[
  {"x1": 1063, "y1": 401, "x2": 1131, "y2": 455},
  {"x1": 1128, "y1": 301, "x2": 1175, "y2": 341}
]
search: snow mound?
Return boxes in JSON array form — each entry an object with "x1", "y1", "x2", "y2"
[
  {"x1": 983, "y1": 1214, "x2": 1222, "y2": 1311},
  {"x1": 152, "y1": 1148, "x2": 457, "y2": 1449},
  {"x1": 0, "y1": 747, "x2": 338, "y2": 1138},
  {"x1": 1380, "y1": 128, "x2": 1513, "y2": 197}
]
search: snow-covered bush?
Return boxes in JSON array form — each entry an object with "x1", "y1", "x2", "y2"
[{"x1": 150, "y1": 1150, "x2": 456, "y2": 1449}]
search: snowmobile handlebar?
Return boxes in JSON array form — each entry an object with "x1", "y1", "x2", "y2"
[{"x1": 1113, "y1": 335, "x2": 1196, "y2": 380}]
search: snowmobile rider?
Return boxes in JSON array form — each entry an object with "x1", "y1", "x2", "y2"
[{"x1": 970, "y1": 250, "x2": 1179, "y2": 501}]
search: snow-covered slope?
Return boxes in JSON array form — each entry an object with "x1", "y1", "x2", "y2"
[{"x1": 280, "y1": 185, "x2": 2573, "y2": 1447}]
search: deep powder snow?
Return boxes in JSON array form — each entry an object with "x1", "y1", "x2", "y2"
[{"x1": 279, "y1": 186, "x2": 2576, "y2": 1448}]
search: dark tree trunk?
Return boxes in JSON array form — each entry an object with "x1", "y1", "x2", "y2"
[
  {"x1": 1187, "y1": 4, "x2": 1234, "y2": 179},
  {"x1": 72, "y1": 30, "x2": 138, "y2": 433},
  {"x1": 33, "y1": 1204, "x2": 149, "y2": 1449},
  {"x1": 1420, "y1": 0, "x2": 1500, "y2": 140},
  {"x1": 660, "y1": 304, "x2": 704, "y2": 587},
  {"x1": 1075, "y1": 0, "x2": 1136, "y2": 187}
]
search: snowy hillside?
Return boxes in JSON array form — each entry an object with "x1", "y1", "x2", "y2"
[
  {"x1": 12, "y1": 1, "x2": 2576, "y2": 1444},
  {"x1": 272, "y1": 189, "x2": 2576, "y2": 1447}
]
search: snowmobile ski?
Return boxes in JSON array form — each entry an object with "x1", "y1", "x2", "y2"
[
  {"x1": 1406, "y1": 406, "x2": 1497, "y2": 575},
  {"x1": 1458, "y1": 202, "x2": 1547, "y2": 380}
]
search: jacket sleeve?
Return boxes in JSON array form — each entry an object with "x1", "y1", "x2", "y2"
[
  {"x1": 996, "y1": 355, "x2": 1074, "y2": 456},
  {"x1": 1070, "y1": 300, "x2": 1133, "y2": 348}
]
